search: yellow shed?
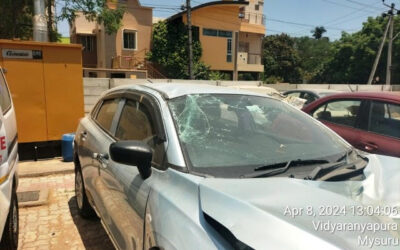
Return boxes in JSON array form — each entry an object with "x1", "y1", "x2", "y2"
[{"x1": 0, "y1": 40, "x2": 84, "y2": 158}]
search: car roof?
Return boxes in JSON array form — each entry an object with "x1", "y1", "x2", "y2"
[
  {"x1": 111, "y1": 83, "x2": 271, "y2": 99},
  {"x1": 324, "y1": 91, "x2": 400, "y2": 101},
  {"x1": 285, "y1": 89, "x2": 343, "y2": 95}
]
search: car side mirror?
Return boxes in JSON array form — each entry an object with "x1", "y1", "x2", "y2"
[{"x1": 109, "y1": 141, "x2": 153, "y2": 179}]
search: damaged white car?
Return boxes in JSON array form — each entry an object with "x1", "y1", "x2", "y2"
[{"x1": 75, "y1": 83, "x2": 400, "y2": 250}]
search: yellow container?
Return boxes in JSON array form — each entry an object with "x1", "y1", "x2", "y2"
[{"x1": 0, "y1": 40, "x2": 84, "y2": 143}]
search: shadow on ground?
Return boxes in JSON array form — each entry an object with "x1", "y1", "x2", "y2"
[{"x1": 68, "y1": 197, "x2": 115, "y2": 250}]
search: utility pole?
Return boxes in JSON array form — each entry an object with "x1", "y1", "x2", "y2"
[
  {"x1": 186, "y1": 0, "x2": 194, "y2": 80},
  {"x1": 47, "y1": 0, "x2": 54, "y2": 42},
  {"x1": 368, "y1": 1, "x2": 399, "y2": 85},
  {"x1": 367, "y1": 16, "x2": 391, "y2": 85},
  {"x1": 33, "y1": 0, "x2": 48, "y2": 42},
  {"x1": 386, "y1": 5, "x2": 395, "y2": 85}
]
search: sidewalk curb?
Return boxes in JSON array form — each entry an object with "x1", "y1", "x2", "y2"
[{"x1": 19, "y1": 169, "x2": 74, "y2": 178}]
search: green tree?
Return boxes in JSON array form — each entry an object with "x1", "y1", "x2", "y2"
[
  {"x1": 262, "y1": 34, "x2": 302, "y2": 83},
  {"x1": 0, "y1": 0, "x2": 33, "y2": 39},
  {"x1": 312, "y1": 26, "x2": 327, "y2": 40},
  {"x1": 294, "y1": 36, "x2": 333, "y2": 82},
  {"x1": 147, "y1": 21, "x2": 210, "y2": 79},
  {"x1": 315, "y1": 16, "x2": 400, "y2": 84},
  {"x1": 60, "y1": 0, "x2": 125, "y2": 35}
]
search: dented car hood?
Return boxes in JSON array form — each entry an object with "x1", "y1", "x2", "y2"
[{"x1": 198, "y1": 154, "x2": 400, "y2": 249}]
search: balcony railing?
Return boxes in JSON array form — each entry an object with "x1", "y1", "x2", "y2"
[
  {"x1": 248, "y1": 53, "x2": 262, "y2": 65},
  {"x1": 240, "y1": 12, "x2": 266, "y2": 26},
  {"x1": 238, "y1": 52, "x2": 262, "y2": 65}
]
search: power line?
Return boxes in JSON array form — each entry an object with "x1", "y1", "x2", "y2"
[
  {"x1": 321, "y1": 0, "x2": 378, "y2": 13},
  {"x1": 267, "y1": 17, "x2": 357, "y2": 31},
  {"x1": 344, "y1": 0, "x2": 385, "y2": 11},
  {"x1": 294, "y1": 0, "x2": 384, "y2": 38}
]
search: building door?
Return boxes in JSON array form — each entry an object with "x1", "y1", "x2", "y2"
[{"x1": 79, "y1": 35, "x2": 97, "y2": 68}]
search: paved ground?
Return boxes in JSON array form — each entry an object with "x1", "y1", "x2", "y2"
[{"x1": 16, "y1": 160, "x2": 114, "y2": 250}]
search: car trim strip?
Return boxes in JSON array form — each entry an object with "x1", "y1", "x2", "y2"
[{"x1": 7, "y1": 134, "x2": 17, "y2": 156}]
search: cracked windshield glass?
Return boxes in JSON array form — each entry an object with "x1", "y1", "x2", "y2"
[{"x1": 169, "y1": 94, "x2": 350, "y2": 170}]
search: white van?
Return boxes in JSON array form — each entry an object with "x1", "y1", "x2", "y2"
[{"x1": 0, "y1": 67, "x2": 19, "y2": 250}]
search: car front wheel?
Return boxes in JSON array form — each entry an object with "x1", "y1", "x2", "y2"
[{"x1": 0, "y1": 188, "x2": 19, "y2": 250}]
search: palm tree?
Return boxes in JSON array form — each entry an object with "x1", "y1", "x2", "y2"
[{"x1": 311, "y1": 26, "x2": 327, "y2": 39}]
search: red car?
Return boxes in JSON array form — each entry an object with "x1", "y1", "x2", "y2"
[{"x1": 303, "y1": 92, "x2": 400, "y2": 158}]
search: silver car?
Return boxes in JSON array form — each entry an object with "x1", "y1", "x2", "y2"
[{"x1": 74, "y1": 83, "x2": 400, "y2": 250}]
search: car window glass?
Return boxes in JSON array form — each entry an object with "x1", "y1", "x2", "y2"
[
  {"x1": 313, "y1": 100, "x2": 361, "y2": 127},
  {"x1": 115, "y1": 100, "x2": 155, "y2": 141},
  {"x1": 96, "y1": 99, "x2": 119, "y2": 132},
  {"x1": 369, "y1": 101, "x2": 400, "y2": 139},
  {"x1": 0, "y1": 73, "x2": 11, "y2": 113},
  {"x1": 302, "y1": 93, "x2": 317, "y2": 104},
  {"x1": 388, "y1": 103, "x2": 400, "y2": 121},
  {"x1": 286, "y1": 92, "x2": 301, "y2": 98}
]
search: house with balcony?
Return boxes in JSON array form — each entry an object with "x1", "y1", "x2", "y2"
[
  {"x1": 168, "y1": 0, "x2": 265, "y2": 80},
  {"x1": 70, "y1": 0, "x2": 163, "y2": 78}
]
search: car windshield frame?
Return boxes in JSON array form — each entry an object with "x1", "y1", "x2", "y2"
[{"x1": 167, "y1": 93, "x2": 353, "y2": 178}]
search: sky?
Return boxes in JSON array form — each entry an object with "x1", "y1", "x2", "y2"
[{"x1": 56, "y1": 0, "x2": 393, "y2": 40}]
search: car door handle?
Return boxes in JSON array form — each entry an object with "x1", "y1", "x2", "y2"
[
  {"x1": 80, "y1": 131, "x2": 87, "y2": 141},
  {"x1": 363, "y1": 142, "x2": 378, "y2": 152},
  {"x1": 93, "y1": 153, "x2": 109, "y2": 168}
]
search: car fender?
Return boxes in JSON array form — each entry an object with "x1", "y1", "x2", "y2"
[{"x1": 143, "y1": 169, "x2": 228, "y2": 250}]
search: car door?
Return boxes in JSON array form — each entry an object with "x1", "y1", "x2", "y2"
[
  {"x1": 357, "y1": 100, "x2": 400, "y2": 157},
  {"x1": 311, "y1": 99, "x2": 363, "y2": 147},
  {"x1": 79, "y1": 97, "x2": 122, "y2": 216},
  {"x1": 97, "y1": 94, "x2": 165, "y2": 250}
]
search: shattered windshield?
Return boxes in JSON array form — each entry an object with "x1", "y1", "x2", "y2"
[{"x1": 168, "y1": 94, "x2": 351, "y2": 174}]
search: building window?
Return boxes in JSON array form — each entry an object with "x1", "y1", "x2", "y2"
[
  {"x1": 218, "y1": 30, "x2": 233, "y2": 38},
  {"x1": 123, "y1": 30, "x2": 137, "y2": 50},
  {"x1": 255, "y1": 4, "x2": 260, "y2": 10},
  {"x1": 203, "y1": 28, "x2": 232, "y2": 38},
  {"x1": 81, "y1": 36, "x2": 94, "y2": 52},
  {"x1": 203, "y1": 28, "x2": 218, "y2": 37},
  {"x1": 227, "y1": 38, "x2": 232, "y2": 62}
]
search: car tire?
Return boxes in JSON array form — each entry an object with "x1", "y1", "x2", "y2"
[
  {"x1": 0, "y1": 188, "x2": 19, "y2": 250},
  {"x1": 75, "y1": 167, "x2": 95, "y2": 218}
]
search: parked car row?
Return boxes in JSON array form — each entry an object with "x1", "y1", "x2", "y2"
[{"x1": 74, "y1": 83, "x2": 400, "y2": 250}]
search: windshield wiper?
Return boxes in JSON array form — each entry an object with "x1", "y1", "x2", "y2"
[
  {"x1": 306, "y1": 157, "x2": 368, "y2": 181},
  {"x1": 241, "y1": 159, "x2": 329, "y2": 178}
]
